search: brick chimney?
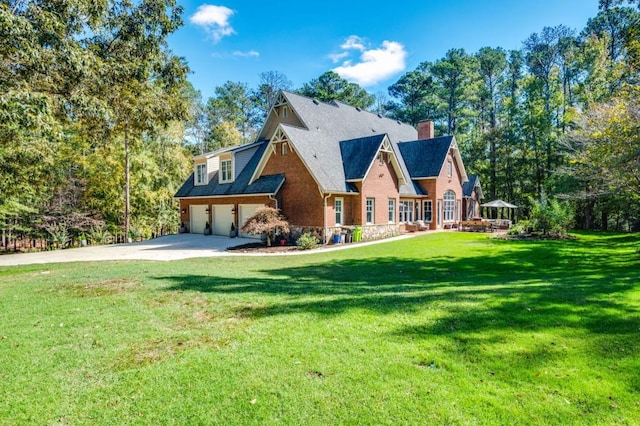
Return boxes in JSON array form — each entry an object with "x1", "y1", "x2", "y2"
[{"x1": 417, "y1": 120, "x2": 434, "y2": 140}]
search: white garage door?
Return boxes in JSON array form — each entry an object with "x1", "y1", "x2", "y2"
[
  {"x1": 238, "y1": 204, "x2": 264, "y2": 239},
  {"x1": 213, "y1": 205, "x2": 234, "y2": 236},
  {"x1": 190, "y1": 205, "x2": 208, "y2": 234}
]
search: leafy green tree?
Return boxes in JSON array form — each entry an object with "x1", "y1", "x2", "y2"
[
  {"x1": 429, "y1": 48, "x2": 478, "y2": 135},
  {"x1": 182, "y1": 82, "x2": 208, "y2": 154},
  {"x1": 86, "y1": 0, "x2": 189, "y2": 239},
  {"x1": 584, "y1": 6, "x2": 640, "y2": 62},
  {"x1": 205, "y1": 81, "x2": 260, "y2": 146},
  {"x1": 298, "y1": 71, "x2": 375, "y2": 110},
  {"x1": 475, "y1": 47, "x2": 507, "y2": 200},
  {"x1": 1, "y1": 0, "x2": 190, "y2": 242},
  {"x1": 386, "y1": 69, "x2": 438, "y2": 126},
  {"x1": 530, "y1": 195, "x2": 574, "y2": 235}
]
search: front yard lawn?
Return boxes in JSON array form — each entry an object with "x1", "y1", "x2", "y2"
[{"x1": 0, "y1": 232, "x2": 638, "y2": 425}]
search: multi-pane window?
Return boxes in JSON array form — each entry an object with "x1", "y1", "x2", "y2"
[
  {"x1": 366, "y1": 198, "x2": 375, "y2": 224},
  {"x1": 220, "y1": 159, "x2": 232, "y2": 183},
  {"x1": 444, "y1": 190, "x2": 455, "y2": 222},
  {"x1": 195, "y1": 164, "x2": 207, "y2": 185},
  {"x1": 388, "y1": 199, "x2": 395, "y2": 223},
  {"x1": 335, "y1": 198, "x2": 343, "y2": 225},
  {"x1": 423, "y1": 200, "x2": 432, "y2": 222},
  {"x1": 399, "y1": 200, "x2": 414, "y2": 223}
]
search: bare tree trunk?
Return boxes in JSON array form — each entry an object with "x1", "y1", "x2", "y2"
[{"x1": 125, "y1": 125, "x2": 130, "y2": 242}]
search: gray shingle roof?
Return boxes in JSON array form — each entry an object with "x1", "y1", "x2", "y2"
[
  {"x1": 462, "y1": 174, "x2": 478, "y2": 197},
  {"x1": 339, "y1": 134, "x2": 387, "y2": 180},
  {"x1": 462, "y1": 174, "x2": 483, "y2": 199},
  {"x1": 397, "y1": 136, "x2": 454, "y2": 178},
  {"x1": 175, "y1": 140, "x2": 284, "y2": 198},
  {"x1": 279, "y1": 91, "x2": 418, "y2": 193}
]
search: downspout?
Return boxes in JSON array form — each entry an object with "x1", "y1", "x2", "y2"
[
  {"x1": 268, "y1": 194, "x2": 278, "y2": 209},
  {"x1": 323, "y1": 192, "x2": 332, "y2": 245}
]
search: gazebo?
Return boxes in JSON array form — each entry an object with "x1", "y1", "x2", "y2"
[{"x1": 481, "y1": 199, "x2": 518, "y2": 221}]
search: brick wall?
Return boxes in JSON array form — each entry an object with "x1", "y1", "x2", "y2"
[
  {"x1": 261, "y1": 142, "x2": 324, "y2": 226},
  {"x1": 360, "y1": 155, "x2": 400, "y2": 225}
]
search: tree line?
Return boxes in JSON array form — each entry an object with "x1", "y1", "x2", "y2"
[{"x1": 1, "y1": 0, "x2": 638, "y2": 251}]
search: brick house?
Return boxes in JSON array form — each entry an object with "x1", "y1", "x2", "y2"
[{"x1": 175, "y1": 91, "x2": 470, "y2": 242}]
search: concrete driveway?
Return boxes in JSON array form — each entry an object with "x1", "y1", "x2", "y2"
[
  {"x1": 0, "y1": 234, "x2": 256, "y2": 266},
  {"x1": 0, "y1": 231, "x2": 428, "y2": 267}
]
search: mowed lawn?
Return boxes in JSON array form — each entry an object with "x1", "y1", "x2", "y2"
[{"x1": 0, "y1": 232, "x2": 638, "y2": 425}]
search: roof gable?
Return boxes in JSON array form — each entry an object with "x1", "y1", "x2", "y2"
[
  {"x1": 252, "y1": 91, "x2": 418, "y2": 193},
  {"x1": 340, "y1": 134, "x2": 408, "y2": 186},
  {"x1": 340, "y1": 134, "x2": 386, "y2": 180},
  {"x1": 462, "y1": 174, "x2": 483, "y2": 198},
  {"x1": 397, "y1": 136, "x2": 454, "y2": 178}
]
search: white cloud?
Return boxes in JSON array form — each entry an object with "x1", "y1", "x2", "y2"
[
  {"x1": 332, "y1": 39, "x2": 407, "y2": 87},
  {"x1": 329, "y1": 51, "x2": 349, "y2": 63},
  {"x1": 190, "y1": 4, "x2": 235, "y2": 43},
  {"x1": 233, "y1": 50, "x2": 260, "y2": 58},
  {"x1": 341, "y1": 35, "x2": 366, "y2": 51}
]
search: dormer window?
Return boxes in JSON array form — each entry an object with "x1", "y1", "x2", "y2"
[
  {"x1": 220, "y1": 158, "x2": 233, "y2": 183},
  {"x1": 195, "y1": 163, "x2": 207, "y2": 185}
]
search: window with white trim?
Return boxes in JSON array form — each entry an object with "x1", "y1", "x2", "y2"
[
  {"x1": 366, "y1": 198, "x2": 374, "y2": 224},
  {"x1": 388, "y1": 199, "x2": 395, "y2": 223},
  {"x1": 399, "y1": 200, "x2": 414, "y2": 223},
  {"x1": 282, "y1": 106, "x2": 288, "y2": 118},
  {"x1": 281, "y1": 142, "x2": 288, "y2": 156},
  {"x1": 335, "y1": 198, "x2": 343, "y2": 225},
  {"x1": 447, "y1": 161, "x2": 453, "y2": 177},
  {"x1": 195, "y1": 163, "x2": 207, "y2": 185},
  {"x1": 423, "y1": 200, "x2": 433, "y2": 222},
  {"x1": 444, "y1": 190, "x2": 455, "y2": 222},
  {"x1": 220, "y1": 159, "x2": 233, "y2": 183}
]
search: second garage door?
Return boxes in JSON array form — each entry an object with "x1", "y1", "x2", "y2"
[
  {"x1": 238, "y1": 204, "x2": 264, "y2": 239},
  {"x1": 212, "y1": 205, "x2": 234, "y2": 236}
]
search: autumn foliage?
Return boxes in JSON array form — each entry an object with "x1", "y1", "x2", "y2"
[{"x1": 240, "y1": 207, "x2": 290, "y2": 246}]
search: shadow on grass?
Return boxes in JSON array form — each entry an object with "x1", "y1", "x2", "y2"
[{"x1": 159, "y1": 233, "x2": 640, "y2": 339}]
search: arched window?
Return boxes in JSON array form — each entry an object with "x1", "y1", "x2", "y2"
[{"x1": 444, "y1": 190, "x2": 455, "y2": 222}]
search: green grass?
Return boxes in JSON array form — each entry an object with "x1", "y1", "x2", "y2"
[{"x1": 1, "y1": 232, "x2": 639, "y2": 425}]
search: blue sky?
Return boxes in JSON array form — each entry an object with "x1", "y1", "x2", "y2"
[{"x1": 168, "y1": 0, "x2": 600, "y2": 100}]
